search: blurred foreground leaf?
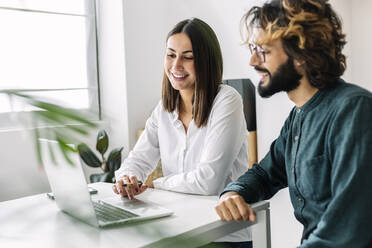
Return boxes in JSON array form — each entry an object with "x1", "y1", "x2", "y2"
[{"x1": 1, "y1": 89, "x2": 98, "y2": 167}]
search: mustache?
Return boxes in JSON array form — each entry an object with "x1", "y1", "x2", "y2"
[{"x1": 254, "y1": 66, "x2": 270, "y2": 75}]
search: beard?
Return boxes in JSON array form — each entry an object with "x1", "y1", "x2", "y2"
[{"x1": 256, "y1": 58, "x2": 302, "y2": 98}]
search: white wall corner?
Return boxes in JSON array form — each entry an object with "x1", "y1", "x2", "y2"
[{"x1": 96, "y1": 0, "x2": 130, "y2": 155}]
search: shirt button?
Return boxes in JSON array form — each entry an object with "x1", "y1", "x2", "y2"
[
  {"x1": 298, "y1": 197, "x2": 303, "y2": 202},
  {"x1": 297, "y1": 108, "x2": 301, "y2": 113},
  {"x1": 295, "y1": 136, "x2": 299, "y2": 141}
]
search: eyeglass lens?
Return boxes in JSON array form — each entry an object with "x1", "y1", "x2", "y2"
[{"x1": 249, "y1": 43, "x2": 265, "y2": 62}]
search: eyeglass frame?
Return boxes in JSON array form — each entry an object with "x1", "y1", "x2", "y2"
[{"x1": 248, "y1": 43, "x2": 267, "y2": 63}]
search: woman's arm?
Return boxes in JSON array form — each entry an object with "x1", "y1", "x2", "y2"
[{"x1": 115, "y1": 101, "x2": 162, "y2": 183}]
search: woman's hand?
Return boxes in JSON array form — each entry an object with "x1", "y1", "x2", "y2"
[{"x1": 112, "y1": 175, "x2": 148, "y2": 200}]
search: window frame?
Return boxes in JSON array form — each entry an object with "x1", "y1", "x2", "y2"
[{"x1": 0, "y1": 0, "x2": 101, "y2": 130}]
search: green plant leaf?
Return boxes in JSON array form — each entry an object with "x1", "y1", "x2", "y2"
[
  {"x1": 107, "y1": 147, "x2": 123, "y2": 173},
  {"x1": 33, "y1": 126, "x2": 43, "y2": 168},
  {"x1": 90, "y1": 171, "x2": 114, "y2": 183},
  {"x1": 56, "y1": 137, "x2": 76, "y2": 166},
  {"x1": 47, "y1": 137, "x2": 57, "y2": 166},
  {"x1": 22, "y1": 95, "x2": 97, "y2": 128},
  {"x1": 56, "y1": 136, "x2": 77, "y2": 153},
  {"x1": 1, "y1": 91, "x2": 99, "y2": 168},
  {"x1": 77, "y1": 143, "x2": 102, "y2": 168},
  {"x1": 36, "y1": 111, "x2": 89, "y2": 136},
  {"x1": 96, "y1": 129, "x2": 109, "y2": 156}
]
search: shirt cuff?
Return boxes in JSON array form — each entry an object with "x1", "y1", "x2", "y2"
[
  {"x1": 115, "y1": 169, "x2": 143, "y2": 182},
  {"x1": 152, "y1": 177, "x2": 165, "y2": 189},
  {"x1": 220, "y1": 183, "x2": 247, "y2": 198}
]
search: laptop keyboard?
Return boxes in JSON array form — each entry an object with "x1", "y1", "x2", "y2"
[{"x1": 93, "y1": 200, "x2": 138, "y2": 222}]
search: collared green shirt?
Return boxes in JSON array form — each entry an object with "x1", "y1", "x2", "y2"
[{"x1": 222, "y1": 79, "x2": 372, "y2": 247}]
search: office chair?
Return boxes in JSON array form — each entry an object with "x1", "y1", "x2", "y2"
[{"x1": 223, "y1": 78, "x2": 258, "y2": 168}]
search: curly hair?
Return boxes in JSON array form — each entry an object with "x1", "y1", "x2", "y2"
[{"x1": 242, "y1": 0, "x2": 346, "y2": 88}]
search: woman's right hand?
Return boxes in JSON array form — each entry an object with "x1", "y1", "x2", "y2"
[{"x1": 112, "y1": 175, "x2": 148, "y2": 200}]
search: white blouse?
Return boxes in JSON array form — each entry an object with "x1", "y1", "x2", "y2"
[{"x1": 115, "y1": 84, "x2": 251, "y2": 242}]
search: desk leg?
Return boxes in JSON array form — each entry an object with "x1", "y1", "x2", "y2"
[{"x1": 252, "y1": 208, "x2": 271, "y2": 248}]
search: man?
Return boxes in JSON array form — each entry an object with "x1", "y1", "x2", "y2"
[{"x1": 215, "y1": 0, "x2": 372, "y2": 247}]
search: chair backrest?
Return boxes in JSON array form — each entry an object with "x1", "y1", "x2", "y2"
[{"x1": 223, "y1": 78, "x2": 257, "y2": 168}]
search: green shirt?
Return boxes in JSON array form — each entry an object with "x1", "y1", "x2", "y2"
[{"x1": 222, "y1": 79, "x2": 372, "y2": 247}]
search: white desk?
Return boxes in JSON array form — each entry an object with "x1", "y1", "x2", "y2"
[{"x1": 0, "y1": 182, "x2": 270, "y2": 248}]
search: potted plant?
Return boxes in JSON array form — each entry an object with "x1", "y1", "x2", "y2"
[{"x1": 77, "y1": 130, "x2": 123, "y2": 183}]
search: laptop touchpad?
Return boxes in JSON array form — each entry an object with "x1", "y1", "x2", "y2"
[{"x1": 101, "y1": 197, "x2": 172, "y2": 217}]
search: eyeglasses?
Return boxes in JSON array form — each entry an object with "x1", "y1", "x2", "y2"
[{"x1": 248, "y1": 43, "x2": 267, "y2": 63}]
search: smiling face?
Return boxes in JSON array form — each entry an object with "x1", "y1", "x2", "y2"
[
  {"x1": 249, "y1": 30, "x2": 302, "y2": 98},
  {"x1": 164, "y1": 33, "x2": 196, "y2": 94}
]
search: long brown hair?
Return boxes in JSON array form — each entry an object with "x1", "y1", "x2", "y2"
[
  {"x1": 162, "y1": 18, "x2": 223, "y2": 128},
  {"x1": 241, "y1": 0, "x2": 346, "y2": 88}
]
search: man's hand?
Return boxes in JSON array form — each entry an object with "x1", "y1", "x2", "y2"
[{"x1": 215, "y1": 191, "x2": 256, "y2": 222}]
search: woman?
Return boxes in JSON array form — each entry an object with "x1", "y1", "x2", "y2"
[{"x1": 113, "y1": 18, "x2": 252, "y2": 248}]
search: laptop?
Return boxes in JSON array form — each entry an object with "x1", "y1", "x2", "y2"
[{"x1": 39, "y1": 138, "x2": 173, "y2": 228}]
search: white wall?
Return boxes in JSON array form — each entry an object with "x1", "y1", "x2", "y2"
[
  {"x1": 329, "y1": 0, "x2": 353, "y2": 82},
  {"x1": 350, "y1": 0, "x2": 372, "y2": 91},
  {"x1": 96, "y1": 0, "x2": 130, "y2": 152}
]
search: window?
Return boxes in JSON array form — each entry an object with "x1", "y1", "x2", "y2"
[{"x1": 0, "y1": 0, "x2": 100, "y2": 128}]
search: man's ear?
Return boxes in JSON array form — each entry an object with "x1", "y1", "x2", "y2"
[
  {"x1": 294, "y1": 58, "x2": 306, "y2": 75},
  {"x1": 294, "y1": 59, "x2": 305, "y2": 67}
]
